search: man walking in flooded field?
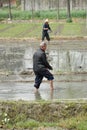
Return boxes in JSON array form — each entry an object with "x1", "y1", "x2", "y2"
[
  {"x1": 42, "y1": 19, "x2": 52, "y2": 43},
  {"x1": 33, "y1": 41, "x2": 54, "y2": 93}
]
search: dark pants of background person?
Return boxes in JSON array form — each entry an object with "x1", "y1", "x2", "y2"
[
  {"x1": 34, "y1": 69, "x2": 54, "y2": 89},
  {"x1": 42, "y1": 32, "x2": 50, "y2": 41}
]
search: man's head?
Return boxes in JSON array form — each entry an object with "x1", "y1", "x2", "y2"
[{"x1": 40, "y1": 41, "x2": 47, "y2": 51}]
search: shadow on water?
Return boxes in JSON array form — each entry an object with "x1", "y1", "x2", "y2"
[{"x1": 0, "y1": 40, "x2": 87, "y2": 101}]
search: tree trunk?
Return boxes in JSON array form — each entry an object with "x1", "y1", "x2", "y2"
[
  {"x1": 67, "y1": 0, "x2": 72, "y2": 22},
  {"x1": 8, "y1": 0, "x2": 12, "y2": 20},
  {"x1": 57, "y1": 0, "x2": 60, "y2": 20},
  {"x1": 0, "y1": 0, "x2": 3, "y2": 7}
]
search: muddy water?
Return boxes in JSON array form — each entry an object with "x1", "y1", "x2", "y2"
[
  {"x1": 0, "y1": 40, "x2": 87, "y2": 101},
  {"x1": 0, "y1": 81, "x2": 87, "y2": 101}
]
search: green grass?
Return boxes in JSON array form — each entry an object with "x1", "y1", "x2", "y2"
[
  {"x1": 77, "y1": 121, "x2": 87, "y2": 130},
  {"x1": 3, "y1": 113, "x2": 87, "y2": 129},
  {"x1": 0, "y1": 100, "x2": 87, "y2": 129},
  {"x1": 58, "y1": 114, "x2": 87, "y2": 130},
  {"x1": 62, "y1": 23, "x2": 83, "y2": 36},
  {"x1": 0, "y1": 21, "x2": 86, "y2": 39}
]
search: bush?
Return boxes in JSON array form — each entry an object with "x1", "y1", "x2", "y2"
[
  {"x1": 0, "y1": 7, "x2": 86, "y2": 20},
  {"x1": 66, "y1": 18, "x2": 72, "y2": 23}
]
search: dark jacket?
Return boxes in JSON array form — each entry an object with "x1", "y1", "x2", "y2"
[
  {"x1": 33, "y1": 48, "x2": 52, "y2": 72},
  {"x1": 42, "y1": 23, "x2": 51, "y2": 34}
]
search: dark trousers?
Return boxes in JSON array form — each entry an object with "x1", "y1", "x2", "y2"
[
  {"x1": 42, "y1": 32, "x2": 50, "y2": 41},
  {"x1": 34, "y1": 69, "x2": 54, "y2": 89}
]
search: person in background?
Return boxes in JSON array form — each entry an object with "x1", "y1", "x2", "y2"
[
  {"x1": 33, "y1": 41, "x2": 54, "y2": 93},
  {"x1": 42, "y1": 19, "x2": 52, "y2": 42}
]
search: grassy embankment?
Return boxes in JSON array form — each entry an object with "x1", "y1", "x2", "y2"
[{"x1": 0, "y1": 100, "x2": 87, "y2": 130}]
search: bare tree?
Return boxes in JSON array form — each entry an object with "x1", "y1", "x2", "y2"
[
  {"x1": 0, "y1": 0, "x2": 3, "y2": 7},
  {"x1": 21, "y1": 0, "x2": 26, "y2": 11},
  {"x1": 31, "y1": 0, "x2": 35, "y2": 19},
  {"x1": 8, "y1": 0, "x2": 12, "y2": 20},
  {"x1": 57, "y1": 0, "x2": 60, "y2": 20},
  {"x1": 67, "y1": 0, "x2": 72, "y2": 22},
  {"x1": 38, "y1": 0, "x2": 41, "y2": 16},
  {"x1": 85, "y1": 1, "x2": 87, "y2": 28}
]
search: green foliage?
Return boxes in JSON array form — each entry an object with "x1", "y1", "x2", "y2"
[
  {"x1": 15, "y1": 120, "x2": 39, "y2": 129},
  {"x1": 14, "y1": 114, "x2": 26, "y2": 123},
  {"x1": 0, "y1": 101, "x2": 87, "y2": 129},
  {"x1": 12, "y1": 11, "x2": 32, "y2": 20},
  {"x1": 16, "y1": 0, "x2": 21, "y2": 7},
  {"x1": 0, "y1": 10, "x2": 8, "y2": 19},
  {"x1": 77, "y1": 120, "x2": 87, "y2": 130},
  {"x1": 72, "y1": 10, "x2": 86, "y2": 18},
  {"x1": 34, "y1": 11, "x2": 41, "y2": 18},
  {"x1": 66, "y1": 18, "x2": 72, "y2": 23},
  {"x1": 0, "y1": 7, "x2": 86, "y2": 20},
  {"x1": 58, "y1": 115, "x2": 87, "y2": 130}
]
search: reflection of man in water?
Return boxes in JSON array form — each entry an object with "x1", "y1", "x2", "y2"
[
  {"x1": 33, "y1": 41, "x2": 54, "y2": 93},
  {"x1": 35, "y1": 91, "x2": 54, "y2": 100},
  {"x1": 35, "y1": 91, "x2": 42, "y2": 100}
]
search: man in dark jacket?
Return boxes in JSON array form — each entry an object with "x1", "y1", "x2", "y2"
[
  {"x1": 42, "y1": 19, "x2": 52, "y2": 42},
  {"x1": 33, "y1": 41, "x2": 54, "y2": 92}
]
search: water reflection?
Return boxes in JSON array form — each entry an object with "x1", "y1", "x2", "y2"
[
  {"x1": 34, "y1": 91, "x2": 42, "y2": 100},
  {"x1": 34, "y1": 90, "x2": 54, "y2": 101},
  {"x1": 0, "y1": 81, "x2": 87, "y2": 100},
  {"x1": 0, "y1": 82, "x2": 16, "y2": 99}
]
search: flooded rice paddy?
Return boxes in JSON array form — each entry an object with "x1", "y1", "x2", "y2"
[{"x1": 0, "y1": 39, "x2": 87, "y2": 101}]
